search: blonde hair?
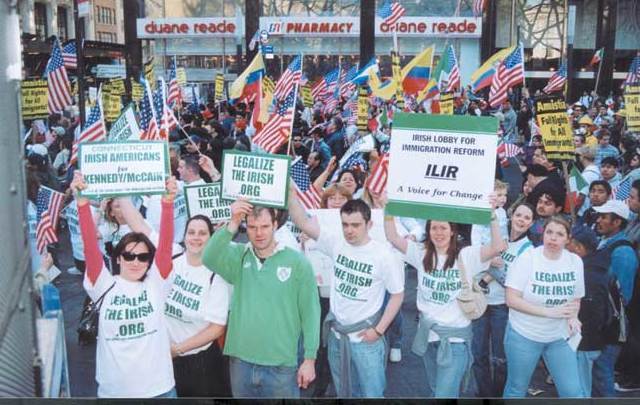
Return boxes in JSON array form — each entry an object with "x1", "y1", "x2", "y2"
[
  {"x1": 321, "y1": 184, "x2": 353, "y2": 209},
  {"x1": 495, "y1": 179, "x2": 509, "y2": 192}
]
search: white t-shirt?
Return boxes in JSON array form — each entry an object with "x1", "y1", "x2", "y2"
[
  {"x1": 316, "y1": 230, "x2": 405, "y2": 342},
  {"x1": 144, "y1": 191, "x2": 189, "y2": 245},
  {"x1": 83, "y1": 267, "x2": 175, "y2": 398},
  {"x1": 27, "y1": 201, "x2": 41, "y2": 274},
  {"x1": 406, "y1": 243, "x2": 489, "y2": 342},
  {"x1": 485, "y1": 237, "x2": 533, "y2": 305},
  {"x1": 164, "y1": 254, "x2": 232, "y2": 356},
  {"x1": 506, "y1": 246, "x2": 585, "y2": 343},
  {"x1": 63, "y1": 200, "x2": 94, "y2": 261},
  {"x1": 471, "y1": 207, "x2": 508, "y2": 246}
]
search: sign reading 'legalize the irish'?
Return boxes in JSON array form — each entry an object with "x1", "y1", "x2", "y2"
[
  {"x1": 386, "y1": 113, "x2": 498, "y2": 224},
  {"x1": 184, "y1": 182, "x2": 232, "y2": 223},
  {"x1": 221, "y1": 150, "x2": 291, "y2": 209},
  {"x1": 79, "y1": 141, "x2": 170, "y2": 198}
]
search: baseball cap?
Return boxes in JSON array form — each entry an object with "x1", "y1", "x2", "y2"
[
  {"x1": 593, "y1": 200, "x2": 630, "y2": 220},
  {"x1": 571, "y1": 225, "x2": 599, "y2": 253}
]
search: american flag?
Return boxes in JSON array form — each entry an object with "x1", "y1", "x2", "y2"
[
  {"x1": 613, "y1": 177, "x2": 632, "y2": 201},
  {"x1": 444, "y1": 46, "x2": 461, "y2": 92},
  {"x1": 167, "y1": 58, "x2": 181, "y2": 107},
  {"x1": 46, "y1": 38, "x2": 73, "y2": 114},
  {"x1": 35, "y1": 186, "x2": 65, "y2": 253},
  {"x1": 154, "y1": 86, "x2": 177, "y2": 139},
  {"x1": 274, "y1": 55, "x2": 302, "y2": 101},
  {"x1": 489, "y1": 45, "x2": 524, "y2": 108},
  {"x1": 366, "y1": 153, "x2": 389, "y2": 194},
  {"x1": 61, "y1": 41, "x2": 77, "y2": 69},
  {"x1": 291, "y1": 157, "x2": 321, "y2": 209},
  {"x1": 623, "y1": 55, "x2": 640, "y2": 86},
  {"x1": 252, "y1": 89, "x2": 296, "y2": 153},
  {"x1": 342, "y1": 95, "x2": 358, "y2": 125},
  {"x1": 341, "y1": 152, "x2": 368, "y2": 172},
  {"x1": 311, "y1": 68, "x2": 340, "y2": 101},
  {"x1": 543, "y1": 63, "x2": 567, "y2": 94},
  {"x1": 473, "y1": 0, "x2": 486, "y2": 17},
  {"x1": 140, "y1": 81, "x2": 160, "y2": 140},
  {"x1": 339, "y1": 65, "x2": 358, "y2": 98},
  {"x1": 70, "y1": 100, "x2": 106, "y2": 165},
  {"x1": 378, "y1": 0, "x2": 405, "y2": 26}
]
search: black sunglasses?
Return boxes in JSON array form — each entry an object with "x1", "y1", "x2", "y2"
[{"x1": 121, "y1": 252, "x2": 152, "y2": 263}]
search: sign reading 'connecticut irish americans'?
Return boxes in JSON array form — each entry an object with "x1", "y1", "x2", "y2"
[
  {"x1": 221, "y1": 150, "x2": 291, "y2": 209},
  {"x1": 386, "y1": 113, "x2": 498, "y2": 224},
  {"x1": 184, "y1": 182, "x2": 232, "y2": 223},
  {"x1": 79, "y1": 141, "x2": 169, "y2": 198}
]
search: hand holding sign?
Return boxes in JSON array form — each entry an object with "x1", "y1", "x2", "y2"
[
  {"x1": 71, "y1": 172, "x2": 89, "y2": 207},
  {"x1": 163, "y1": 176, "x2": 178, "y2": 203},
  {"x1": 228, "y1": 198, "x2": 253, "y2": 234}
]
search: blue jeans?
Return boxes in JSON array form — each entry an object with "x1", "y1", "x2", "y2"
[
  {"x1": 577, "y1": 350, "x2": 601, "y2": 397},
  {"x1": 154, "y1": 387, "x2": 177, "y2": 398},
  {"x1": 503, "y1": 323, "x2": 584, "y2": 398},
  {"x1": 423, "y1": 340, "x2": 471, "y2": 398},
  {"x1": 327, "y1": 332, "x2": 386, "y2": 397},
  {"x1": 592, "y1": 344, "x2": 622, "y2": 397},
  {"x1": 471, "y1": 304, "x2": 508, "y2": 397},
  {"x1": 229, "y1": 357, "x2": 299, "y2": 398}
]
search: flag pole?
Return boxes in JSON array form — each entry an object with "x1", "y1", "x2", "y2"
[
  {"x1": 594, "y1": 52, "x2": 603, "y2": 99},
  {"x1": 287, "y1": 53, "x2": 303, "y2": 156}
]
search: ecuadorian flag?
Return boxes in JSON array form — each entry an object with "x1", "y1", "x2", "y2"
[
  {"x1": 401, "y1": 46, "x2": 434, "y2": 95},
  {"x1": 470, "y1": 46, "x2": 516, "y2": 93},
  {"x1": 230, "y1": 52, "x2": 265, "y2": 102}
]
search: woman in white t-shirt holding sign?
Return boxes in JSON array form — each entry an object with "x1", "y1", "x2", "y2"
[
  {"x1": 503, "y1": 215, "x2": 585, "y2": 398},
  {"x1": 379, "y1": 193, "x2": 505, "y2": 398}
]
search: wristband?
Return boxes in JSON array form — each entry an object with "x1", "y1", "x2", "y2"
[{"x1": 373, "y1": 327, "x2": 383, "y2": 337}]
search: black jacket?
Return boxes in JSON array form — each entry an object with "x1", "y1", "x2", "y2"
[{"x1": 578, "y1": 249, "x2": 611, "y2": 351}]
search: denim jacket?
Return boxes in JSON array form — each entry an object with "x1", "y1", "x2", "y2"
[{"x1": 598, "y1": 231, "x2": 638, "y2": 305}]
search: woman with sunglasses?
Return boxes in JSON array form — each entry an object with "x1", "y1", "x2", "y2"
[
  {"x1": 116, "y1": 198, "x2": 233, "y2": 398},
  {"x1": 72, "y1": 171, "x2": 178, "y2": 398}
]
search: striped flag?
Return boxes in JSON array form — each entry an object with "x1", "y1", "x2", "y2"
[
  {"x1": 366, "y1": 153, "x2": 389, "y2": 194},
  {"x1": 341, "y1": 152, "x2": 368, "y2": 172},
  {"x1": 623, "y1": 55, "x2": 640, "y2": 86},
  {"x1": 139, "y1": 81, "x2": 160, "y2": 140},
  {"x1": 339, "y1": 65, "x2": 358, "y2": 98},
  {"x1": 273, "y1": 55, "x2": 302, "y2": 101},
  {"x1": 311, "y1": 68, "x2": 340, "y2": 100},
  {"x1": 589, "y1": 48, "x2": 604, "y2": 66},
  {"x1": 378, "y1": 0, "x2": 405, "y2": 26},
  {"x1": 613, "y1": 177, "x2": 632, "y2": 201},
  {"x1": 444, "y1": 45, "x2": 461, "y2": 92},
  {"x1": 543, "y1": 63, "x2": 567, "y2": 94},
  {"x1": 61, "y1": 41, "x2": 77, "y2": 69},
  {"x1": 473, "y1": 0, "x2": 486, "y2": 17},
  {"x1": 154, "y1": 84, "x2": 177, "y2": 139},
  {"x1": 291, "y1": 157, "x2": 321, "y2": 209},
  {"x1": 167, "y1": 57, "x2": 181, "y2": 107},
  {"x1": 70, "y1": 98, "x2": 106, "y2": 165},
  {"x1": 252, "y1": 89, "x2": 296, "y2": 153},
  {"x1": 35, "y1": 186, "x2": 65, "y2": 253},
  {"x1": 46, "y1": 38, "x2": 73, "y2": 114},
  {"x1": 489, "y1": 45, "x2": 524, "y2": 108},
  {"x1": 496, "y1": 141, "x2": 522, "y2": 166}
]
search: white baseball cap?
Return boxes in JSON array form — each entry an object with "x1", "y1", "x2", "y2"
[{"x1": 593, "y1": 200, "x2": 630, "y2": 220}]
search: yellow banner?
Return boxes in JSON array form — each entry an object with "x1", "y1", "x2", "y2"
[
  {"x1": 625, "y1": 85, "x2": 640, "y2": 132},
  {"x1": 535, "y1": 95, "x2": 574, "y2": 160},
  {"x1": 107, "y1": 78, "x2": 126, "y2": 96},
  {"x1": 102, "y1": 89, "x2": 122, "y2": 123},
  {"x1": 439, "y1": 92, "x2": 454, "y2": 115},
  {"x1": 357, "y1": 87, "x2": 368, "y2": 131},
  {"x1": 301, "y1": 84, "x2": 313, "y2": 108},
  {"x1": 21, "y1": 80, "x2": 49, "y2": 119},
  {"x1": 130, "y1": 80, "x2": 143, "y2": 102},
  {"x1": 215, "y1": 73, "x2": 225, "y2": 101},
  {"x1": 176, "y1": 67, "x2": 187, "y2": 87},
  {"x1": 392, "y1": 53, "x2": 404, "y2": 109},
  {"x1": 263, "y1": 76, "x2": 275, "y2": 95}
]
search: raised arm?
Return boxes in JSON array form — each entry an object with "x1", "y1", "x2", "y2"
[
  {"x1": 480, "y1": 193, "x2": 508, "y2": 262},
  {"x1": 312, "y1": 156, "x2": 337, "y2": 192},
  {"x1": 71, "y1": 172, "x2": 103, "y2": 285},
  {"x1": 155, "y1": 177, "x2": 177, "y2": 279},
  {"x1": 117, "y1": 197, "x2": 152, "y2": 236},
  {"x1": 371, "y1": 191, "x2": 408, "y2": 254},
  {"x1": 287, "y1": 182, "x2": 320, "y2": 240},
  {"x1": 198, "y1": 154, "x2": 221, "y2": 182}
]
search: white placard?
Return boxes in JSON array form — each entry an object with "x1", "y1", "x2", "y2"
[{"x1": 184, "y1": 182, "x2": 232, "y2": 223}]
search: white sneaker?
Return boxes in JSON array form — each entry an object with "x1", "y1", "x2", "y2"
[
  {"x1": 67, "y1": 267, "x2": 83, "y2": 276},
  {"x1": 389, "y1": 348, "x2": 402, "y2": 363}
]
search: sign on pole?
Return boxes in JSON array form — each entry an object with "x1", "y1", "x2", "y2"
[
  {"x1": 439, "y1": 92, "x2": 454, "y2": 115},
  {"x1": 625, "y1": 84, "x2": 640, "y2": 132},
  {"x1": 357, "y1": 87, "x2": 368, "y2": 131},
  {"x1": 184, "y1": 182, "x2": 232, "y2": 223},
  {"x1": 108, "y1": 104, "x2": 141, "y2": 141},
  {"x1": 176, "y1": 68, "x2": 187, "y2": 87},
  {"x1": 102, "y1": 88, "x2": 122, "y2": 123},
  {"x1": 77, "y1": 0, "x2": 90, "y2": 17},
  {"x1": 386, "y1": 113, "x2": 498, "y2": 224},
  {"x1": 130, "y1": 80, "x2": 144, "y2": 102},
  {"x1": 78, "y1": 141, "x2": 170, "y2": 198},
  {"x1": 220, "y1": 150, "x2": 291, "y2": 209},
  {"x1": 301, "y1": 84, "x2": 313, "y2": 108},
  {"x1": 214, "y1": 73, "x2": 225, "y2": 102},
  {"x1": 535, "y1": 95, "x2": 574, "y2": 160},
  {"x1": 21, "y1": 80, "x2": 49, "y2": 120}
]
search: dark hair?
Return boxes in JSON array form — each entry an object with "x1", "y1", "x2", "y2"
[
  {"x1": 337, "y1": 169, "x2": 362, "y2": 190},
  {"x1": 181, "y1": 155, "x2": 200, "y2": 174},
  {"x1": 632, "y1": 179, "x2": 640, "y2": 196},
  {"x1": 525, "y1": 164, "x2": 549, "y2": 178},
  {"x1": 113, "y1": 232, "x2": 156, "y2": 280},
  {"x1": 248, "y1": 206, "x2": 277, "y2": 223},
  {"x1": 184, "y1": 215, "x2": 214, "y2": 239},
  {"x1": 422, "y1": 221, "x2": 463, "y2": 273},
  {"x1": 601, "y1": 156, "x2": 619, "y2": 168},
  {"x1": 339, "y1": 199, "x2": 371, "y2": 222},
  {"x1": 589, "y1": 180, "x2": 612, "y2": 195}
]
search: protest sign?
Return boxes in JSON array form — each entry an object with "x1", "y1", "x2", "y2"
[
  {"x1": 214, "y1": 73, "x2": 225, "y2": 101},
  {"x1": 108, "y1": 104, "x2": 141, "y2": 141},
  {"x1": 301, "y1": 84, "x2": 313, "y2": 108},
  {"x1": 102, "y1": 88, "x2": 122, "y2": 123},
  {"x1": 357, "y1": 87, "x2": 368, "y2": 131},
  {"x1": 131, "y1": 80, "x2": 144, "y2": 102},
  {"x1": 78, "y1": 141, "x2": 169, "y2": 198},
  {"x1": 625, "y1": 85, "x2": 640, "y2": 132},
  {"x1": 439, "y1": 92, "x2": 454, "y2": 115},
  {"x1": 176, "y1": 67, "x2": 187, "y2": 86},
  {"x1": 386, "y1": 113, "x2": 498, "y2": 224},
  {"x1": 535, "y1": 95, "x2": 574, "y2": 160},
  {"x1": 184, "y1": 182, "x2": 232, "y2": 223},
  {"x1": 107, "y1": 78, "x2": 126, "y2": 96},
  {"x1": 221, "y1": 150, "x2": 291, "y2": 208},
  {"x1": 21, "y1": 80, "x2": 49, "y2": 119}
]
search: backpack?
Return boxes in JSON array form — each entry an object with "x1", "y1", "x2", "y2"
[{"x1": 602, "y1": 239, "x2": 634, "y2": 344}]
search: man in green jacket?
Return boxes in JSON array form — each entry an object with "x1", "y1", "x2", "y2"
[{"x1": 202, "y1": 198, "x2": 320, "y2": 398}]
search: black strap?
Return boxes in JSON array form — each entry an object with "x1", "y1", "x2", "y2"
[{"x1": 94, "y1": 282, "x2": 116, "y2": 309}]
